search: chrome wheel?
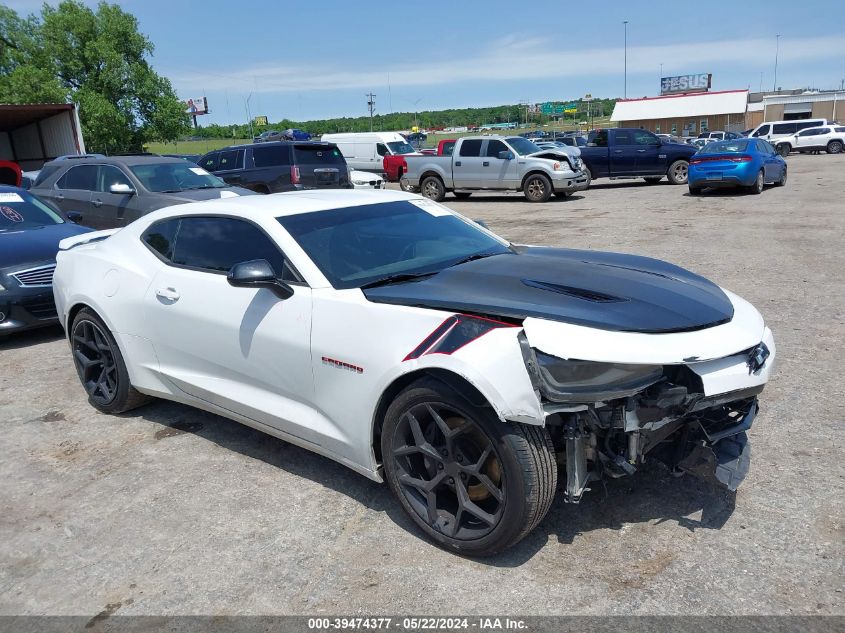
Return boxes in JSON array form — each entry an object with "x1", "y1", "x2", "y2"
[
  {"x1": 390, "y1": 402, "x2": 505, "y2": 540},
  {"x1": 421, "y1": 176, "x2": 445, "y2": 201},
  {"x1": 72, "y1": 319, "x2": 118, "y2": 405},
  {"x1": 671, "y1": 161, "x2": 688, "y2": 184}
]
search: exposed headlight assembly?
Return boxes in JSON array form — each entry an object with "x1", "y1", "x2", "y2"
[{"x1": 533, "y1": 351, "x2": 663, "y2": 403}]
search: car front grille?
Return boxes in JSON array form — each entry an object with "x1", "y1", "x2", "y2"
[{"x1": 11, "y1": 263, "x2": 56, "y2": 287}]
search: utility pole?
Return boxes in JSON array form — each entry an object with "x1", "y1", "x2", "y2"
[
  {"x1": 245, "y1": 92, "x2": 253, "y2": 140},
  {"x1": 773, "y1": 35, "x2": 781, "y2": 92},
  {"x1": 366, "y1": 92, "x2": 376, "y2": 132},
  {"x1": 623, "y1": 21, "x2": 629, "y2": 99}
]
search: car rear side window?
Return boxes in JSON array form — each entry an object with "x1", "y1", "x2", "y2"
[
  {"x1": 198, "y1": 152, "x2": 219, "y2": 171},
  {"x1": 57, "y1": 165, "x2": 98, "y2": 190},
  {"x1": 217, "y1": 149, "x2": 244, "y2": 171},
  {"x1": 772, "y1": 123, "x2": 796, "y2": 134},
  {"x1": 293, "y1": 145, "x2": 345, "y2": 165},
  {"x1": 836, "y1": 127, "x2": 845, "y2": 133},
  {"x1": 252, "y1": 144, "x2": 291, "y2": 168},
  {"x1": 459, "y1": 140, "x2": 482, "y2": 157},
  {"x1": 142, "y1": 218, "x2": 179, "y2": 260},
  {"x1": 170, "y1": 216, "x2": 298, "y2": 281}
]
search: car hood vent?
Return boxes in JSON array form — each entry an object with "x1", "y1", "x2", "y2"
[{"x1": 520, "y1": 278, "x2": 624, "y2": 303}]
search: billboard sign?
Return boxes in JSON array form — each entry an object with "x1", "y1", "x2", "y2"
[
  {"x1": 254, "y1": 115, "x2": 268, "y2": 126},
  {"x1": 185, "y1": 97, "x2": 208, "y2": 115},
  {"x1": 660, "y1": 74, "x2": 711, "y2": 95}
]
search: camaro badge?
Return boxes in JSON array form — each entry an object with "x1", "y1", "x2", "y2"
[{"x1": 322, "y1": 356, "x2": 364, "y2": 374}]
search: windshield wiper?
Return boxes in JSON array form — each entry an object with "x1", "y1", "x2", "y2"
[
  {"x1": 359, "y1": 271, "x2": 439, "y2": 289},
  {"x1": 183, "y1": 185, "x2": 222, "y2": 190},
  {"x1": 446, "y1": 251, "x2": 502, "y2": 268}
]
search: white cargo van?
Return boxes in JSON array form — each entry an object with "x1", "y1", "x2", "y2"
[
  {"x1": 320, "y1": 132, "x2": 417, "y2": 173},
  {"x1": 747, "y1": 118, "x2": 831, "y2": 143}
]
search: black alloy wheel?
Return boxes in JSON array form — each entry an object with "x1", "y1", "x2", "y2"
[{"x1": 72, "y1": 318, "x2": 119, "y2": 406}]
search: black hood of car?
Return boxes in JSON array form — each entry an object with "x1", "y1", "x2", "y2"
[
  {"x1": 0, "y1": 223, "x2": 92, "y2": 270},
  {"x1": 363, "y1": 246, "x2": 734, "y2": 333}
]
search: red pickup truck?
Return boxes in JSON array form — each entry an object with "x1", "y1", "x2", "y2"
[{"x1": 384, "y1": 139, "x2": 456, "y2": 183}]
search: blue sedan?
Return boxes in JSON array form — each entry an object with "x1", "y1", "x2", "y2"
[{"x1": 688, "y1": 138, "x2": 787, "y2": 195}]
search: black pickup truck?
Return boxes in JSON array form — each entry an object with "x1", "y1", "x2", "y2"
[{"x1": 580, "y1": 128, "x2": 697, "y2": 186}]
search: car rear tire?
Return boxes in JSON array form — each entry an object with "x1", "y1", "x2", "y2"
[
  {"x1": 777, "y1": 143, "x2": 791, "y2": 157},
  {"x1": 523, "y1": 174, "x2": 553, "y2": 202},
  {"x1": 453, "y1": 192, "x2": 472, "y2": 199},
  {"x1": 688, "y1": 185, "x2": 702, "y2": 195},
  {"x1": 666, "y1": 160, "x2": 689, "y2": 185},
  {"x1": 70, "y1": 308, "x2": 150, "y2": 414},
  {"x1": 421, "y1": 176, "x2": 446, "y2": 202},
  {"x1": 827, "y1": 140, "x2": 843, "y2": 154},
  {"x1": 643, "y1": 177, "x2": 663, "y2": 184},
  {"x1": 748, "y1": 169, "x2": 765, "y2": 195},
  {"x1": 381, "y1": 378, "x2": 557, "y2": 557}
]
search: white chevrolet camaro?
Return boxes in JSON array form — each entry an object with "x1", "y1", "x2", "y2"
[{"x1": 54, "y1": 190, "x2": 775, "y2": 556}]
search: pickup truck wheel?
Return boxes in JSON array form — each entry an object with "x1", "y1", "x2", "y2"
[
  {"x1": 523, "y1": 174, "x2": 552, "y2": 202},
  {"x1": 454, "y1": 192, "x2": 472, "y2": 199},
  {"x1": 827, "y1": 140, "x2": 843, "y2": 154},
  {"x1": 421, "y1": 176, "x2": 446, "y2": 202},
  {"x1": 643, "y1": 177, "x2": 662, "y2": 184},
  {"x1": 381, "y1": 378, "x2": 557, "y2": 557},
  {"x1": 667, "y1": 160, "x2": 689, "y2": 185}
]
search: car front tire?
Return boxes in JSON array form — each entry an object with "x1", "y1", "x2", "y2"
[
  {"x1": 381, "y1": 378, "x2": 557, "y2": 557},
  {"x1": 70, "y1": 308, "x2": 150, "y2": 414},
  {"x1": 777, "y1": 143, "x2": 791, "y2": 157},
  {"x1": 523, "y1": 174, "x2": 553, "y2": 202}
]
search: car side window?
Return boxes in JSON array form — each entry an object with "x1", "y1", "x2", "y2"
[
  {"x1": 589, "y1": 130, "x2": 609, "y2": 147},
  {"x1": 376, "y1": 143, "x2": 389, "y2": 157},
  {"x1": 772, "y1": 123, "x2": 796, "y2": 134},
  {"x1": 171, "y1": 216, "x2": 299, "y2": 281},
  {"x1": 836, "y1": 127, "x2": 845, "y2": 133},
  {"x1": 613, "y1": 130, "x2": 633, "y2": 145},
  {"x1": 485, "y1": 140, "x2": 508, "y2": 157},
  {"x1": 96, "y1": 165, "x2": 133, "y2": 192},
  {"x1": 217, "y1": 149, "x2": 243, "y2": 171},
  {"x1": 753, "y1": 125, "x2": 770, "y2": 137},
  {"x1": 459, "y1": 140, "x2": 482, "y2": 157},
  {"x1": 142, "y1": 218, "x2": 179, "y2": 260},
  {"x1": 632, "y1": 130, "x2": 659, "y2": 145},
  {"x1": 252, "y1": 144, "x2": 291, "y2": 168},
  {"x1": 56, "y1": 165, "x2": 98, "y2": 190},
  {"x1": 198, "y1": 153, "x2": 219, "y2": 171}
]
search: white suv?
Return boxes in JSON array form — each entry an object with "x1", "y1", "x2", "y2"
[{"x1": 776, "y1": 125, "x2": 845, "y2": 156}]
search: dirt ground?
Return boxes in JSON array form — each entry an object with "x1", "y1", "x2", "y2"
[{"x1": 1, "y1": 154, "x2": 842, "y2": 616}]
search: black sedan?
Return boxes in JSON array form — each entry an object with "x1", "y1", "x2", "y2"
[{"x1": 0, "y1": 185, "x2": 92, "y2": 336}]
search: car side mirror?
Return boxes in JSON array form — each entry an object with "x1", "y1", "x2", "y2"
[
  {"x1": 498, "y1": 151, "x2": 514, "y2": 160},
  {"x1": 66, "y1": 211, "x2": 83, "y2": 224},
  {"x1": 109, "y1": 183, "x2": 135, "y2": 195},
  {"x1": 227, "y1": 259, "x2": 294, "y2": 300}
]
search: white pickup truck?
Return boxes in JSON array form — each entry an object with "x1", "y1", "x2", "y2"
[{"x1": 400, "y1": 135, "x2": 589, "y2": 202}]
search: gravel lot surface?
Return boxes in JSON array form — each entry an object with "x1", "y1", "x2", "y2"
[{"x1": 1, "y1": 154, "x2": 842, "y2": 617}]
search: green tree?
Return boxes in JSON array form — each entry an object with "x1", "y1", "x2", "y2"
[{"x1": 0, "y1": 1, "x2": 189, "y2": 153}]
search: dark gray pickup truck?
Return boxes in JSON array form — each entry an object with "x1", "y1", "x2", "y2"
[{"x1": 580, "y1": 128, "x2": 697, "y2": 185}]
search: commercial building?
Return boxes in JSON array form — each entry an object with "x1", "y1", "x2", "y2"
[
  {"x1": 611, "y1": 89, "x2": 749, "y2": 136},
  {"x1": 751, "y1": 90, "x2": 844, "y2": 127}
]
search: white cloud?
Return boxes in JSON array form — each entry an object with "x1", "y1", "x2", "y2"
[{"x1": 167, "y1": 34, "x2": 845, "y2": 94}]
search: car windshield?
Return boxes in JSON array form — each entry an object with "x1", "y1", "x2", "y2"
[
  {"x1": 0, "y1": 191, "x2": 64, "y2": 231},
  {"x1": 278, "y1": 200, "x2": 511, "y2": 289},
  {"x1": 506, "y1": 137, "x2": 542, "y2": 156},
  {"x1": 129, "y1": 162, "x2": 227, "y2": 192},
  {"x1": 702, "y1": 140, "x2": 750, "y2": 154},
  {"x1": 387, "y1": 141, "x2": 416, "y2": 155}
]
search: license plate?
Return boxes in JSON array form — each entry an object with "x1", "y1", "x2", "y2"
[{"x1": 706, "y1": 173, "x2": 723, "y2": 180}]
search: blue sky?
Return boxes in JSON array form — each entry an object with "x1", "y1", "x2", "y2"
[{"x1": 8, "y1": 0, "x2": 845, "y2": 125}]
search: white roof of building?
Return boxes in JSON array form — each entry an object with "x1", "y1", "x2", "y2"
[
  {"x1": 761, "y1": 90, "x2": 845, "y2": 105},
  {"x1": 611, "y1": 90, "x2": 749, "y2": 121}
]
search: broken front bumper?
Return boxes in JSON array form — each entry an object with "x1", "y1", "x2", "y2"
[{"x1": 551, "y1": 169, "x2": 590, "y2": 193}]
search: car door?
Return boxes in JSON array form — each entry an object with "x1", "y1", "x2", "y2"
[
  {"x1": 214, "y1": 149, "x2": 245, "y2": 187},
  {"x1": 757, "y1": 140, "x2": 781, "y2": 180},
  {"x1": 484, "y1": 139, "x2": 519, "y2": 188},
  {"x1": 608, "y1": 130, "x2": 638, "y2": 176},
  {"x1": 142, "y1": 215, "x2": 319, "y2": 442},
  {"x1": 90, "y1": 164, "x2": 137, "y2": 228},
  {"x1": 50, "y1": 164, "x2": 97, "y2": 226},
  {"x1": 453, "y1": 139, "x2": 484, "y2": 188},
  {"x1": 630, "y1": 129, "x2": 664, "y2": 175}
]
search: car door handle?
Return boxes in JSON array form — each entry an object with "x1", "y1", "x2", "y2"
[
  {"x1": 483, "y1": 161, "x2": 490, "y2": 166},
  {"x1": 613, "y1": 149, "x2": 623, "y2": 153},
  {"x1": 56, "y1": 193, "x2": 64, "y2": 201},
  {"x1": 92, "y1": 199, "x2": 102, "y2": 207},
  {"x1": 636, "y1": 149, "x2": 647, "y2": 153},
  {"x1": 155, "y1": 287, "x2": 180, "y2": 301},
  {"x1": 455, "y1": 161, "x2": 461, "y2": 166}
]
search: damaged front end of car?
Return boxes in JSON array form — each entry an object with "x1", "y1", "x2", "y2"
[{"x1": 518, "y1": 333, "x2": 773, "y2": 500}]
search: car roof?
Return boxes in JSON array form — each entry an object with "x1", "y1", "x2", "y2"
[
  {"x1": 209, "y1": 140, "x2": 333, "y2": 151},
  {"x1": 44, "y1": 155, "x2": 184, "y2": 167},
  {"x1": 141, "y1": 190, "x2": 423, "y2": 223}
]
